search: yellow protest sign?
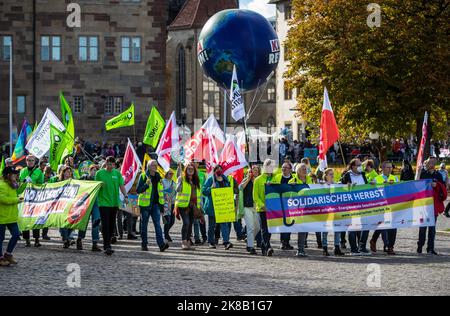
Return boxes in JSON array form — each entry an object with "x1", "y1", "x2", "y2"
[{"x1": 212, "y1": 187, "x2": 236, "y2": 223}]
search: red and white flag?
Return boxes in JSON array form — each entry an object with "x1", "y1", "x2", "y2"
[
  {"x1": 120, "y1": 138, "x2": 141, "y2": 198},
  {"x1": 184, "y1": 114, "x2": 225, "y2": 173},
  {"x1": 220, "y1": 135, "x2": 248, "y2": 179},
  {"x1": 156, "y1": 112, "x2": 180, "y2": 172},
  {"x1": 318, "y1": 87, "x2": 340, "y2": 171},
  {"x1": 415, "y1": 111, "x2": 428, "y2": 180}
]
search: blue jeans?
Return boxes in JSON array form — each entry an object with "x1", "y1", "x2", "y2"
[
  {"x1": 233, "y1": 219, "x2": 244, "y2": 239},
  {"x1": 208, "y1": 216, "x2": 230, "y2": 244},
  {"x1": 0, "y1": 223, "x2": 20, "y2": 255},
  {"x1": 140, "y1": 204, "x2": 164, "y2": 248},
  {"x1": 193, "y1": 218, "x2": 207, "y2": 241},
  {"x1": 322, "y1": 232, "x2": 341, "y2": 247},
  {"x1": 78, "y1": 201, "x2": 101, "y2": 242},
  {"x1": 349, "y1": 230, "x2": 369, "y2": 253}
]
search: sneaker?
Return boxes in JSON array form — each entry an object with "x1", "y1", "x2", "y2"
[
  {"x1": 141, "y1": 245, "x2": 149, "y2": 251},
  {"x1": 295, "y1": 251, "x2": 308, "y2": 257},
  {"x1": 160, "y1": 243, "x2": 170, "y2": 252},
  {"x1": 334, "y1": 246, "x2": 345, "y2": 256},
  {"x1": 76, "y1": 238, "x2": 83, "y2": 251},
  {"x1": 24, "y1": 239, "x2": 31, "y2": 247},
  {"x1": 383, "y1": 246, "x2": 388, "y2": 253},
  {"x1": 0, "y1": 258, "x2": 11, "y2": 267},
  {"x1": 63, "y1": 240, "x2": 71, "y2": 249},
  {"x1": 417, "y1": 247, "x2": 423, "y2": 254},
  {"x1": 42, "y1": 235, "x2": 51, "y2": 241},
  {"x1": 208, "y1": 243, "x2": 216, "y2": 249},
  {"x1": 427, "y1": 250, "x2": 439, "y2": 256},
  {"x1": 188, "y1": 239, "x2": 194, "y2": 246},
  {"x1": 267, "y1": 248, "x2": 274, "y2": 257},
  {"x1": 225, "y1": 243, "x2": 233, "y2": 250},
  {"x1": 4, "y1": 253, "x2": 17, "y2": 265},
  {"x1": 34, "y1": 239, "x2": 42, "y2": 248},
  {"x1": 105, "y1": 248, "x2": 114, "y2": 256},
  {"x1": 182, "y1": 241, "x2": 190, "y2": 250},
  {"x1": 350, "y1": 251, "x2": 362, "y2": 256},
  {"x1": 359, "y1": 248, "x2": 372, "y2": 256},
  {"x1": 285, "y1": 244, "x2": 294, "y2": 250},
  {"x1": 370, "y1": 240, "x2": 377, "y2": 253},
  {"x1": 91, "y1": 242, "x2": 102, "y2": 252},
  {"x1": 248, "y1": 248, "x2": 257, "y2": 255}
]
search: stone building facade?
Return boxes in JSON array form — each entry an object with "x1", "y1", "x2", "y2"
[{"x1": 0, "y1": 0, "x2": 168, "y2": 143}]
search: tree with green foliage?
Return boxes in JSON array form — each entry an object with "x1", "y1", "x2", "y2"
[{"x1": 285, "y1": 0, "x2": 449, "y2": 153}]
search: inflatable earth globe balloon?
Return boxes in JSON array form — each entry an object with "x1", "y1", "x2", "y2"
[{"x1": 198, "y1": 9, "x2": 280, "y2": 92}]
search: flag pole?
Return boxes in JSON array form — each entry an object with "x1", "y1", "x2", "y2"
[
  {"x1": 223, "y1": 88, "x2": 227, "y2": 134},
  {"x1": 338, "y1": 141, "x2": 346, "y2": 166},
  {"x1": 9, "y1": 40, "x2": 13, "y2": 156}
]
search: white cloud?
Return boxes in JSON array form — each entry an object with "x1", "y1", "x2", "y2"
[{"x1": 240, "y1": 0, "x2": 276, "y2": 18}]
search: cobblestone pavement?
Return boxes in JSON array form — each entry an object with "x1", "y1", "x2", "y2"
[{"x1": 1, "y1": 214, "x2": 449, "y2": 296}]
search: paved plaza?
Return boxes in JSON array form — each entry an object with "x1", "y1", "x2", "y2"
[{"x1": 1, "y1": 213, "x2": 449, "y2": 296}]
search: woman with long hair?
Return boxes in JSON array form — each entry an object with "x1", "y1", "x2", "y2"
[{"x1": 175, "y1": 163, "x2": 202, "y2": 250}]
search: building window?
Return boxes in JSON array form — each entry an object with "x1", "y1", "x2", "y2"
[
  {"x1": 17, "y1": 96, "x2": 25, "y2": 114},
  {"x1": 73, "y1": 96, "x2": 83, "y2": 114},
  {"x1": 41, "y1": 36, "x2": 61, "y2": 61},
  {"x1": 1, "y1": 36, "x2": 12, "y2": 61},
  {"x1": 105, "y1": 96, "x2": 124, "y2": 115},
  {"x1": 203, "y1": 76, "x2": 221, "y2": 120},
  {"x1": 121, "y1": 36, "x2": 141, "y2": 62},
  {"x1": 176, "y1": 46, "x2": 186, "y2": 123},
  {"x1": 79, "y1": 36, "x2": 98, "y2": 62},
  {"x1": 267, "y1": 84, "x2": 276, "y2": 102},
  {"x1": 285, "y1": 4, "x2": 292, "y2": 20},
  {"x1": 284, "y1": 84, "x2": 293, "y2": 100}
]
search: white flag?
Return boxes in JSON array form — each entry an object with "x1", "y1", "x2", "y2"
[
  {"x1": 26, "y1": 108, "x2": 65, "y2": 159},
  {"x1": 230, "y1": 65, "x2": 245, "y2": 122}
]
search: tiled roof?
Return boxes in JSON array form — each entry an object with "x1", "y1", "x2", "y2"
[{"x1": 168, "y1": 0, "x2": 238, "y2": 30}]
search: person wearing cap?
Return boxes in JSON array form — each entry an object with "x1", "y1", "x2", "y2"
[
  {"x1": 18, "y1": 155, "x2": 44, "y2": 247},
  {"x1": 4, "y1": 158, "x2": 13, "y2": 168},
  {"x1": 0, "y1": 167, "x2": 23, "y2": 266}
]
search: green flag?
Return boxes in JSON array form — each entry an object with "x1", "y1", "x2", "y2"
[
  {"x1": 0, "y1": 156, "x2": 4, "y2": 176},
  {"x1": 143, "y1": 106, "x2": 165, "y2": 148},
  {"x1": 49, "y1": 124, "x2": 70, "y2": 171},
  {"x1": 105, "y1": 104, "x2": 135, "y2": 131},
  {"x1": 60, "y1": 92, "x2": 75, "y2": 154}
]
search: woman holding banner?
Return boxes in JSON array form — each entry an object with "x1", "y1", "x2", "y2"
[
  {"x1": 289, "y1": 163, "x2": 313, "y2": 257},
  {"x1": 79, "y1": 164, "x2": 102, "y2": 252},
  {"x1": 202, "y1": 165, "x2": 233, "y2": 250},
  {"x1": 175, "y1": 163, "x2": 202, "y2": 250},
  {"x1": 0, "y1": 167, "x2": 23, "y2": 266},
  {"x1": 321, "y1": 168, "x2": 345, "y2": 256}
]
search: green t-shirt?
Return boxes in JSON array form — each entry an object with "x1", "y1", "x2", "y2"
[
  {"x1": 19, "y1": 167, "x2": 44, "y2": 184},
  {"x1": 95, "y1": 169, "x2": 124, "y2": 207}
]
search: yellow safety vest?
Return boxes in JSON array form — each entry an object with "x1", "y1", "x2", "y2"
[
  {"x1": 374, "y1": 174, "x2": 398, "y2": 184},
  {"x1": 175, "y1": 180, "x2": 201, "y2": 209},
  {"x1": 138, "y1": 174, "x2": 165, "y2": 207},
  {"x1": 288, "y1": 175, "x2": 313, "y2": 185}
]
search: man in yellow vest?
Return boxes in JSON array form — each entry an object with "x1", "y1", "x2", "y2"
[
  {"x1": 369, "y1": 161, "x2": 399, "y2": 255},
  {"x1": 136, "y1": 159, "x2": 168, "y2": 252}
]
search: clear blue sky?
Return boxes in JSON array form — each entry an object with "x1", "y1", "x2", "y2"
[{"x1": 240, "y1": 0, "x2": 276, "y2": 18}]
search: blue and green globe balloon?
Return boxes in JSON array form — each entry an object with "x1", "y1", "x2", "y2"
[{"x1": 198, "y1": 9, "x2": 279, "y2": 92}]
